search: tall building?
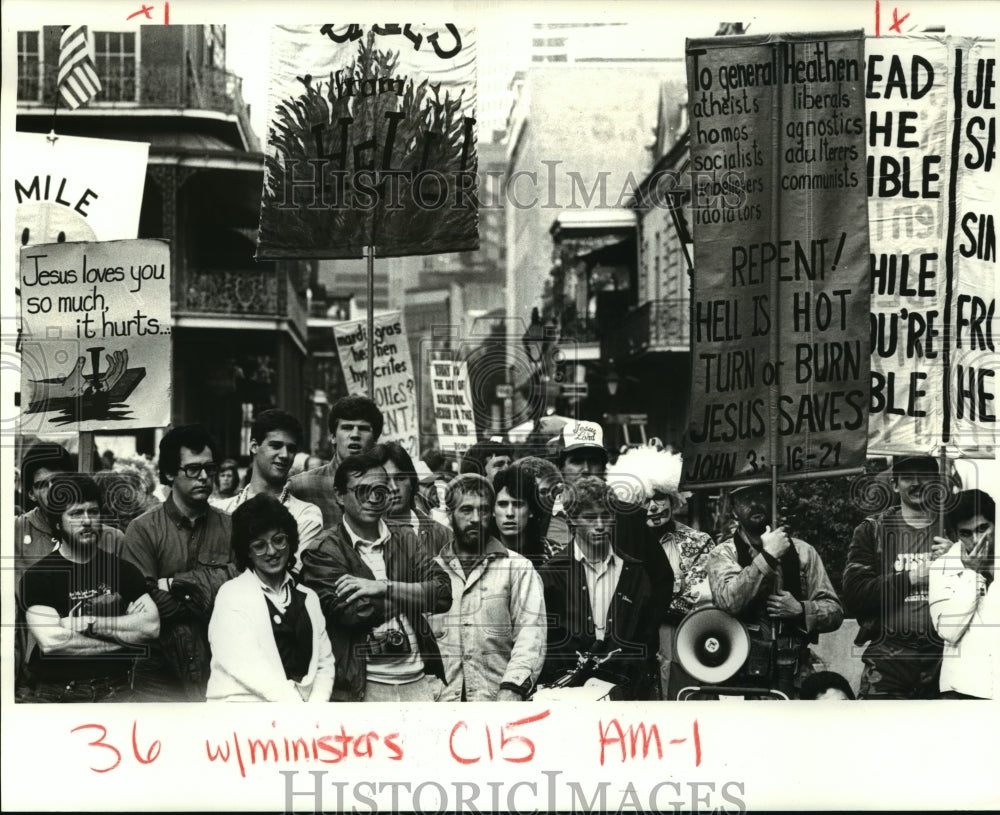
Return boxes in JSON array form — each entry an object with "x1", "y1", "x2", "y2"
[{"x1": 16, "y1": 25, "x2": 309, "y2": 457}]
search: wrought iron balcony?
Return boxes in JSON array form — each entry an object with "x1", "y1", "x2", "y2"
[
  {"x1": 177, "y1": 267, "x2": 308, "y2": 338},
  {"x1": 601, "y1": 298, "x2": 690, "y2": 361},
  {"x1": 21, "y1": 61, "x2": 252, "y2": 124}
]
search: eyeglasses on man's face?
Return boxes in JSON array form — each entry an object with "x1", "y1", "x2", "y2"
[
  {"x1": 178, "y1": 463, "x2": 219, "y2": 479},
  {"x1": 249, "y1": 533, "x2": 290, "y2": 557},
  {"x1": 350, "y1": 482, "x2": 391, "y2": 506}
]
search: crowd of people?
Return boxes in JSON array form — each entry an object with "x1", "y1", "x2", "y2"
[{"x1": 13, "y1": 394, "x2": 998, "y2": 703}]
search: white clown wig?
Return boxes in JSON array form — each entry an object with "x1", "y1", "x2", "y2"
[{"x1": 607, "y1": 445, "x2": 691, "y2": 508}]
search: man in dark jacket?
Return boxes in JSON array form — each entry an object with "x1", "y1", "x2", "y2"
[
  {"x1": 300, "y1": 449, "x2": 452, "y2": 702},
  {"x1": 539, "y1": 476, "x2": 659, "y2": 700},
  {"x1": 843, "y1": 455, "x2": 947, "y2": 699}
]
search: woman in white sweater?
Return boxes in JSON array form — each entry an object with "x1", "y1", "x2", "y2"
[
  {"x1": 929, "y1": 488, "x2": 997, "y2": 700},
  {"x1": 207, "y1": 494, "x2": 334, "y2": 702}
]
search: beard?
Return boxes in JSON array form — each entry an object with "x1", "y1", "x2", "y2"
[{"x1": 455, "y1": 523, "x2": 488, "y2": 551}]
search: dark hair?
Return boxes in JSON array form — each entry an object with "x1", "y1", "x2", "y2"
[
  {"x1": 512, "y1": 456, "x2": 563, "y2": 535},
  {"x1": 214, "y1": 458, "x2": 240, "y2": 491},
  {"x1": 328, "y1": 394, "x2": 384, "y2": 440},
  {"x1": 43, "y1": 472, "x2": 103, "y2": 532},
  {"x1": 334, "y1": 449, "x2": 388, "y2": 493},
  {"x1": 251, "y1": 409, "x2": 303, "y2": 447},
  {"x1": 446, "y1": 473, "x2": 495, "y2": 512},
  {"x1": 490, "y1": 466, "x2": 545, "y2": 561},
  {"x1": 382, "y1": 441, "x2": 419, "y2": 512},
  {"x1": 22, "y1": 442, "x2": 74, "y2": 491},
  {"x1": 92, "y1": 470, "x2": 146, "y2": 531},
  {"x1": 231, "y1": 494, "x2": 300, "y2": 572},
  {"x1": 946, "y1": 488, "x2": 996, "y2": 533},
  {"x1": 422, "y1": 448, "x2": 445, "y2": 472},
  {"x1": 799, "y1": 670, "x2": 856, "y2": 700},
  {"x1": 562, "y1": 475, "x2": 615, "y2": 519},
  {"x1": 158, "y1": 425, "x2": 219, "y2": 485},
  {"x1": 460, "y1": 440, "x2": 513, "y2": 475}
]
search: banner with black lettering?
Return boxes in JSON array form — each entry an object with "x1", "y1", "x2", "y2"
[
  {"x1": 333, "y1": 311, "x2": 418, "y2": 454},
  {"x1": 257, "y1": 24, "x2": 478, "y2": 259},
  {"x1": 867, "y1": 36, "x2": 997, "y2": 455},
  {"x1": 19, "y1": 240, "x2": 172, "y2": 433},
  {"x1": 682, "y1": 31, "x2": 871, "y2": 488}
]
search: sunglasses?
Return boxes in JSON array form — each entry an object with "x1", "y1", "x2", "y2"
[
  {"x1": 178, "y1": 463, "x2": 219, "y2": 479},
  {"x1": 248, "y1": 533, "x2": 290, "y2": 557}
]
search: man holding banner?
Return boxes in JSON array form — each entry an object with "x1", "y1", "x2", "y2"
[
  {"x1": 707, "y1": 484, "x2": 843, "y2": 698},
  {"x1": 843, "y1": 455, "x2": 946, "y2": 699}
]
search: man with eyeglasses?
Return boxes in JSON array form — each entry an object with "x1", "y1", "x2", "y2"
[
  {"x1": 289, "y1": 394, "x2": 384, "y2": 530},
  {"x1": 300, "y1": 447, "x2": 452, "y2": 702},
  {"x1": 122, "y1": 424, "x2": 234, "y2": 700}
]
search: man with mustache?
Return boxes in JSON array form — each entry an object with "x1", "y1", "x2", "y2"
[
  {"x1": 843, "y1": 455, "x2": 946, "y2": 699},
  {"x1": 708, "y1": 483, "x2": 843, "y2": 698},
  {"x1": 430, "y1": 474, "x2": 546, "y2": 701},
  {"x1": 213, "y1": 409, "x2": 322, "y2": 560},
  {"x1": 19, "y1": 473, "x2": 159, "y2": 702}
]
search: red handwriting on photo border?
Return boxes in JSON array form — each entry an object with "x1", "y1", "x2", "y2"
[
  {"x1": 598, "y1": 718, "x2": 702, "y2": 767},
  {"x1": 70, "y1": 721, "x2": 162, "y2": 774},
  {"x1": 127, "y1": 2, "x2": 170, "y2": 24},
  {"x1": 448, "y1": 709, "x2": 551, "y2": 764},
  {"x1": 875, "y1": 0, "x2": 912, "y2": 36}
]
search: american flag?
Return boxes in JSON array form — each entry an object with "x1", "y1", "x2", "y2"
[{"x1": 58, "y1": 25, "x2": 102, "y2": 109}]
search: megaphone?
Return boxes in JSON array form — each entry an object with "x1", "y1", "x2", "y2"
[{"x1": 675, "y1": 607, "x2": 750, "y2": 684}]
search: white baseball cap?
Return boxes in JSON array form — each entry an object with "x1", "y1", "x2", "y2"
[{"x1": 561, "y1": 420, "x2": 606, "y2": 457}]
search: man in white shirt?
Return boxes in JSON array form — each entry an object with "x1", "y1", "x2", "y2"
[
  {"x1": 299, "y1": 448, "x2": 452, "y2": 701},
  {"x1": 930, "y1": 488, "x2": 998, "y2": 699},
  {"x1": 213, "y1": 409, "x2": 323, "y2": 561}
]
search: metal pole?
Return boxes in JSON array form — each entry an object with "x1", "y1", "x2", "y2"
[
  {"x1": 768, "y1": 41, "x2": 783, "y2": 529},
  {"x1": 366, "y1": 245, "x2": 375, "y2": 400},
  {"x1": 937, "y1": 443, "x2": 949, "y2": 538}
]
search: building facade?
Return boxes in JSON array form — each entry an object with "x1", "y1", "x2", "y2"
[{"x1": 16, "y1": 25, "x2": 308, "y2": 459}]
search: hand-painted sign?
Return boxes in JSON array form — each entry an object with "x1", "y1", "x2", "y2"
[
  {"x1": 257, "y1": 24, "x2": 479, "y2": 259},
  {"x1": 19, "y1": 239, "x2": 172, "y2": 432},
  {"x1": 683, "y1": 31, "x2": 871, "y2": 487}
]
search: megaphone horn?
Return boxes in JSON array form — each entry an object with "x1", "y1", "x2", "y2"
[{"x1": 675, "y1": 607, "x2": 750, "y2": 684}]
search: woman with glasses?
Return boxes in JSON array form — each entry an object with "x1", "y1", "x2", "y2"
[{"x1": 206, "y1": 494, "x2": 334, "y2": 702}]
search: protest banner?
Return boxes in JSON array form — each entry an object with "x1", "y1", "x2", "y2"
[
  {"x1": 13, "y1": 133, "x2": 149, "y2": 247},
  {"x1": 682, "y1": 31, "x2": 872, "y2": 487},
  {"x1": 333, "y1": 311, "x2": 418, "y2": 453},
  {"x1": 429, "y1": 358, "x2": 477, "y2": 454},
  {"x1": 257, "y1": 24, "x2": 479, "y2": 259},
  {"x1": 18, "y1": 239, "x2": 171, "y2": 432},
  {"x1": 866, "y1": 35, "x2": 998, "y2": 454}
]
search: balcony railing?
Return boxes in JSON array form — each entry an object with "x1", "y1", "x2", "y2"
[
  {"x1": 22, "y1": 62, "x2": 251, "y2": 123},
  {"x1": 602, "y1": 298, "x2": 690, "y2": 360},
  {"x1": 178, "y1": 267, "x2": 308, "y2": 338}
]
